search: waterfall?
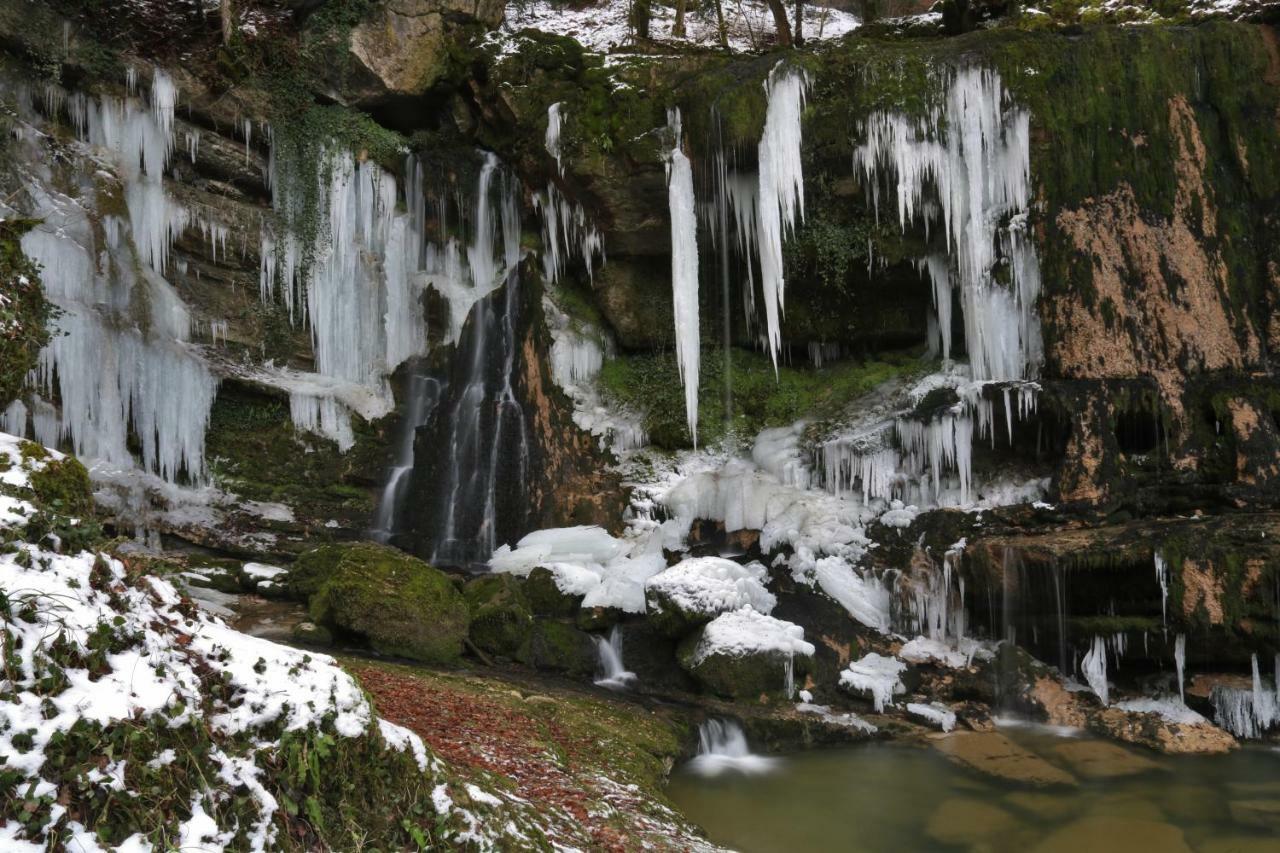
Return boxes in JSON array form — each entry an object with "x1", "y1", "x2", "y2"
[
  {"x1": 424, "y1": 268, "x2": 531, "y2": 568},
  {"x1": 593, "y1": 625, "x2": 637, "y2": 690},
  {"x1": 687, "y1": 719, "x2": 777, "y2": 777},
  {"x1": 756, "y1": 63, "x2": 809, "y2": 371},
  {"x1": 666, "y1": 108, "x2": 701, "y2": 445},
  {"x1": 369, "y1": 371, "x2": 443, "y2": 544}
]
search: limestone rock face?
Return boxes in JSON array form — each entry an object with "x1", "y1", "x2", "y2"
[{"x1": 346, "y1": 0, "x2": 504, "y2": 101}]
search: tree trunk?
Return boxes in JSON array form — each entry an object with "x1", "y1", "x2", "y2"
[
  {"x1": 672, "y1": 0, "x2": 688, "y2": 38},
  {"x1": 713, "y1": 0, "x2": 728, "y2": 48},
  {"x1": 765, "y1": 0, "x2": 792, "y2": 46},
  {"x1": 220, "y1": 0, "x2": 234, "y2": 43},
  {"x1": 794, "y1": 0, "x2": 804, "y2": 44},
  {"x1": 631, "y1": 0, "x2": 651, "y2": 40}
]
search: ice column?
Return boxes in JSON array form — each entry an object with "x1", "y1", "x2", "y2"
[{"x1": 666, "y1": 108, "x2": 701, "y2": 444}]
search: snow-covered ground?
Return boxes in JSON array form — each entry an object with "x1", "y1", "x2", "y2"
[{"x1": 498, "y1": 0, "x2": 860, "y2": 56}]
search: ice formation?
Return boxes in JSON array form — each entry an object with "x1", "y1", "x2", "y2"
[
  {"x1": 1081, "y1": 635, "x2": 1110, "y2": 706},
  {"x1": 756, "y1": 63, "x2": 810, "y2": 369},
  {"x1": 688, "y1": 607, "x2": 815, "y2": 665},
  {"x1": 840, "y1": 653, "x2": 907, "y2": 712},
  {"x1": 533, "y1": 181, "x2": 605, "y2": 286},
  {"x1": 545, "y1": 102, "x2": 564, "y2": 174},
  {"x1": 1211, "y1": 653, "x2": 1280, "y2": 739},
  {"x1": 11, "y1": 74, "x2": 218, "y2": 485},
  {"x1": 1155, "y1": 550, "x2": 1169, "y2": 629},
  {"x1": 906, "y1": 702, "x2": 957, "y2": 732},
  {"x1": 665, "y1": 108, "x2": 702, "y2": 443},
  {"x1": 1174, "y1": 633, "x2": 1186, "y2": 702}
]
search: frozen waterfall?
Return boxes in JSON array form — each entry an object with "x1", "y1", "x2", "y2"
[{"x1": 666, "y1": 108, "x2": 702, "y2": 445}]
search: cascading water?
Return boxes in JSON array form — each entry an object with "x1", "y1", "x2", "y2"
[
  {"x1": 593, "y1": 625, "x2": 637, "y2": 690},
  {"x1": 369, "y1": 370, "x2": 443, "y2": 545},
  {"x1": 687, "y1": 719, "x2": 777, "y2": 777}
]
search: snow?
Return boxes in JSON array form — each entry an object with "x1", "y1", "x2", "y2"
[
  {"x1": 666, "y1": 108, "x2": 701, "y2": 444},
  {"x1": 645, "y1": 556, "x2": 776, "y2": 617},
  {"x1": 497, "y1": 0, "x2": 860, "y2": 56},
  {"x1": 1115, "y1": 697, "x2": 1208, "y2": 726},
  {"x1": 755, "y1": 63, "x2": 809, "y2": 370},
  {"x1": 242, "y1": 562, "x2": 285, "y2": 581},
  {"x1": 795, "y1": 702, "x2": 878, "y2": 734},
  {"x1": 899, "y1": 637, "x2": 985, "y2": 669},
  {"x1": 840, "y1": 653, "x2": 907, "y2": 712},
  {"x1": 689, "y1": 607, "x2": 815, "y2": 665},
  {"x1": 906, "y1": 701, "x2": 957, "y2": 732}
]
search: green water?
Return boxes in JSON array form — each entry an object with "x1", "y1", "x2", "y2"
[{"x1": 667, "y1": 728, "x2": 1280, "y2": 853}]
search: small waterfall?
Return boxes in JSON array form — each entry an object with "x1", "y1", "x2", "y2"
[
  {"x1": 593, "y1": 625, "x2": 636, "y2": 691},
  {"x1": 426, "y1": 269, "x2": 531, "y2": 568},
  {"x1": 687, "y1": 719, "x2": 777, "y2": 778},
  {"x1": 369, "y1": 370, "x2": 442, "y2": 544}
]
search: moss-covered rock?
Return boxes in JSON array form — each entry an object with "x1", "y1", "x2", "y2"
[
  {"x1": 677, "y1": 630, "x2": 811, "y2": 702},
  {"x1": 464, "y1": 573, "x2": 533, "y2": 657},
  {"x1": 22, "y1": 442, "x2": 92, "y2": 517},
  {"x1": 524, "y1": 566, "x2": 584, "y2": 616},
  {"x1": 516, "y1": 619, "x2": 598, "y2": 678},
  {"x1": 310, "y1": 542, "x2": 470, "y2": 664},
  {"x1": 288, "y1": 543, "x2": 349, "y2": 601},
  {"x1": 291, "y1": 620, "x2": 334, "y2": 647}
]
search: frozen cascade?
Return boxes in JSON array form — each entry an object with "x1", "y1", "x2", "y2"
[
  {"x1": 756, "y1": 63, "x2": 810, "y2": 369},
  {"x1": 1082, "y1": 635, "x2": 1109, "y2": 706},
  {"x1": 1155, "y1": 550, "x2": 1169, "y2": 630},
  {"x1": 1174, "y1": 633, "x2": 1186, "y2": 702},
  {"x1": 853, "y1": 66, "x2": 1042, "y2": 384},
  {"x1": 369, "y1": 371, "x2": 443, "y2": 544},
  {"x1": 687, "y1": 719, "x2": 777, "y2": 777},
  {"x1": 1212, "y1": 653, "x2": 1280, "y2": 739},
  {"x1": 534, "y1": 182, "x2": 604, "y2": 286},
  {"x1": 593, "y1": 625, "x2": 637, "y2": 690},
  {"x1": 666, "y1": 108, "x2": 701, "y2": 444},
  {"x1": 15, "y1": 73, "x2": 217, "y2": 484},
  {"x1": 545, "y1": 102, "x2": 564, "y2": 175}
]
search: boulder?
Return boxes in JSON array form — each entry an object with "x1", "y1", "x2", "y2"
[
  {"x1": 310, "y1": 542, "x2": 470, "y2": 664},
  {"x1": 932, "y1": 732, "x2": 1077, "y2": 788},
  {"x1": 524, "y1": 565, "x2": 583, "y2": 617},
  {"x1": 287, "y1": 543, "x2": 349, "y2": 601},
  {"x1": 291, "y1": 621, "x2": 333, "y2": 647},
  {"x1": 1088, "y1": 706, "x2": 1237, "y2": 755},
  {"x1": 677, "y1": 609, "x2": 814, "y2": 701},
  {"x1": 516, "y1": 620, "x2": 598, "y2": 678},
  {"x1": 464, "y1": 573, "x2": 533, "y2": 657}
]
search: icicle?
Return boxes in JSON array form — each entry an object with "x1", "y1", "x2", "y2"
[
  {"x1": 756, "y1": 63, "x2": 809, "y2": 370},
  {"x1": 1082, "y1": 635, "x2": 1109, "y2": 706},
  {"x1": 1174, "y1": 633, "x2": 1186, "y2": 702},
  {"x1": 665, "y1": 108, "x2": 700, "y2": 445},
  {"x1": 1155, "y1": 550, "x2": 1169, "y2": 631},
  {"x1": 545, "y1": 102, "x2": 564, "y2": 175}
]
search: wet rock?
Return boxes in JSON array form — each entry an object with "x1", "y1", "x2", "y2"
[
  {"x1": 464, "y1": 573, "x2": 533, "y2": 658},
  {"x1": 1197, "y1": 839, "x2": 1280, "y2": 853},
  {"x1": 925, "y1": 798, "x2": 1021, "y2": 848},
  {"x1": 1004, "y1": 791, "x2": 1080, "y2": 822},
  {"x1": 516, "y1": 620, "x2": 598, "y2": 678},
  {"x1": 291, "y1": 621, "x2": 333, "y2": 647},
  {"x1": 524, "y1": 566, "x2": 583, "y2": 617},
  {"x1": 1050, "y1": 740, "x2": 1162, "y2": 779},
  {"x1": 1088, "y1": 707, "x2": 1236, "y2": 755},
  {"x1": 577, "y1": 604, "x2": 627, "y2": 632},
  {"x1": 1029, "y1": 816, "x2": 1192, "y2": 853},
  {"x1": 1228, "y1": 800, "x2": 1280, "y2": 833},
  {"x1": 933, "y1": 732, "x2": 1077, "y2": 787},
  {"x1": 310, "y1": 542, "x2": 470, "y2": 664},
  {"x1": 677, "y1": 628, "x2": 812, "y2": 702},
  {"x1": 287, "y1": 543, "x2": 348, "y2": 601}
]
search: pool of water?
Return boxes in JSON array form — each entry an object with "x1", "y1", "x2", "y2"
[{"x1": 666, "y1": 726, "x2": 1280, "y2": 853}]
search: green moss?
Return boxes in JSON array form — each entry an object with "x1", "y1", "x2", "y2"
[
  {"x1": 516, "y1": 620, "x2": 597, "y2": 677},
  {"x1": 27, "y1": 455, "x2": 92, "y2": 517},
  {"x1": 310, "y1": 542, "x2": 470, "y2": 664},
  {"x1": 464, "y1": 573, "x2": 533, "y2": 658},
  {"x1": 288, "y1": 544, "x2": 349, "y2": 601},
  {"x1": 524, "y1": 566, "x2": 583, "y2": 617},
  {"x1": 0, "y1": 220, "x2": 53, "y2": 409},
  {"x1": 600, "y1": 347, "x2": 921, "y2": 449}
]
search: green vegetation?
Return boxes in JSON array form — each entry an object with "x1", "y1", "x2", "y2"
[
  {"x1": 310, "y1": 542, "x2": 471, "y2": 664},
  {"x1": 464, "y1": 573, "x2": 534, "y2": 657},
  {"x1": 0, "y1": 220, "x2": 53, "y2": 410},
  {"x1": 600, "y1": 346, "x2": 922, "y2": 449}
]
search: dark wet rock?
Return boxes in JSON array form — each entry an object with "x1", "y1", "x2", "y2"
[{"x1": 465, "y1": 573, "x2": 534, "y2": 658}]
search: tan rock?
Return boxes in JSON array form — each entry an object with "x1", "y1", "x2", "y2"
[
  {"x1": 1197, "y1": 838, "x2": 1280, "y2": 853},
  {"x1": 933, "y1": 731, "x2": 1077, "y2": 787},
  {"x1": 1229, "y1": 800, "x2": 1280, "y2": 833},
  {"x1": 1004, "y1": 791, "x2": 1080, "y2": 822},
  {"x1": 1030, "y1": 816, "x2": 1192, "y2": 853},
  {"x1": 1051, "y1": 740, "x2": 1162, "y2": 778},
  {"x1": 1089, "y1": 707, "x2": 1236, "y2": 755}
]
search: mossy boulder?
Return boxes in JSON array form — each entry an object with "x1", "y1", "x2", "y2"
[
  {"x1": 677, "y1": 630, "x2": 812, "y2": 702},
  {"x1": 291, "y1": 620, "x2": 334, "y2": 647},
  {"x1": 464, "y1": 573, "x2": 533, "y2": 657},
  {"x1": 288, "y1": 543, "x2": 349, "y2": 601},
  {"x1": 524, "y1": 566, "x2": 584, "y2": 616},
  {"x1": 516, "y1": 620, "x2": 598, "y2": 678},
  {"x1": 22, "y1": 442, "x2": 92, "y2": 517},
  {"x1": 310, "y1": 542, "x2": 470, "y2": 664}
]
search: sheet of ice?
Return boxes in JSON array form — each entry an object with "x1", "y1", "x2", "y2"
[
  {"x1": 899, "y1": 636, "x2": 980, "y2": 668},
  {"x1": 666, "y1": 108, "x2": 701, "y2": 444},
  {"x1": 906, "y1": 701, "x2": 957, "y2": 732},
  {"x1": 645, "y1": 556, "x2": 776, "y2": 617},
  {"x1": 689, "y1": 607, "x2": 815, "y2": 665},
  {"x1": 1114, "y1": 697, "x2": 1208, "y2": 726},
  {"x1": 840, "y1": 652, "x2": 907, "y2": 712}
]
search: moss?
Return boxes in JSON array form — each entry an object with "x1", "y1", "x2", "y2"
[
  {"x1": 464, "y1": 573, "x2": 533, "y2": 658},
  {"x1": 676, "y1": 630, "x2": 809, "y2": 701},
  {"x1": 288, "y1": 543, "x2": 349, "y2": 601},
  {"x1": 26, "y1": 454, "x2": 92, "y2": 518},
  {"x1": 599, "y1": 346, "x2": 921, "y2": 449},
  {"x1": 310, "y1": 542, "x2": 470, "y2": 664},
  {"x1": 516, "y1": 620, "x2": 598, "y2": 678},
  {"x1": 524, "y1": 566, "x2": 583, "y2": 617},
  {"x1": 0, "y1": 219, "x2": 53, "y2": 409}
]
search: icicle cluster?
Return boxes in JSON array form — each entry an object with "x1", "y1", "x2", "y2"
[
  {"x1": 14, "y1": 72, "x2": 218, "y2": 483},
  {"x1": 1211, "y1": 653, "x2": 1280, "y2": 739},
  {"x1": 665, "y1": 108, "x2": 702, "y2": 445},
  {"x1": 533, "y1": 182, "x2": 605, "y2": 286}
]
